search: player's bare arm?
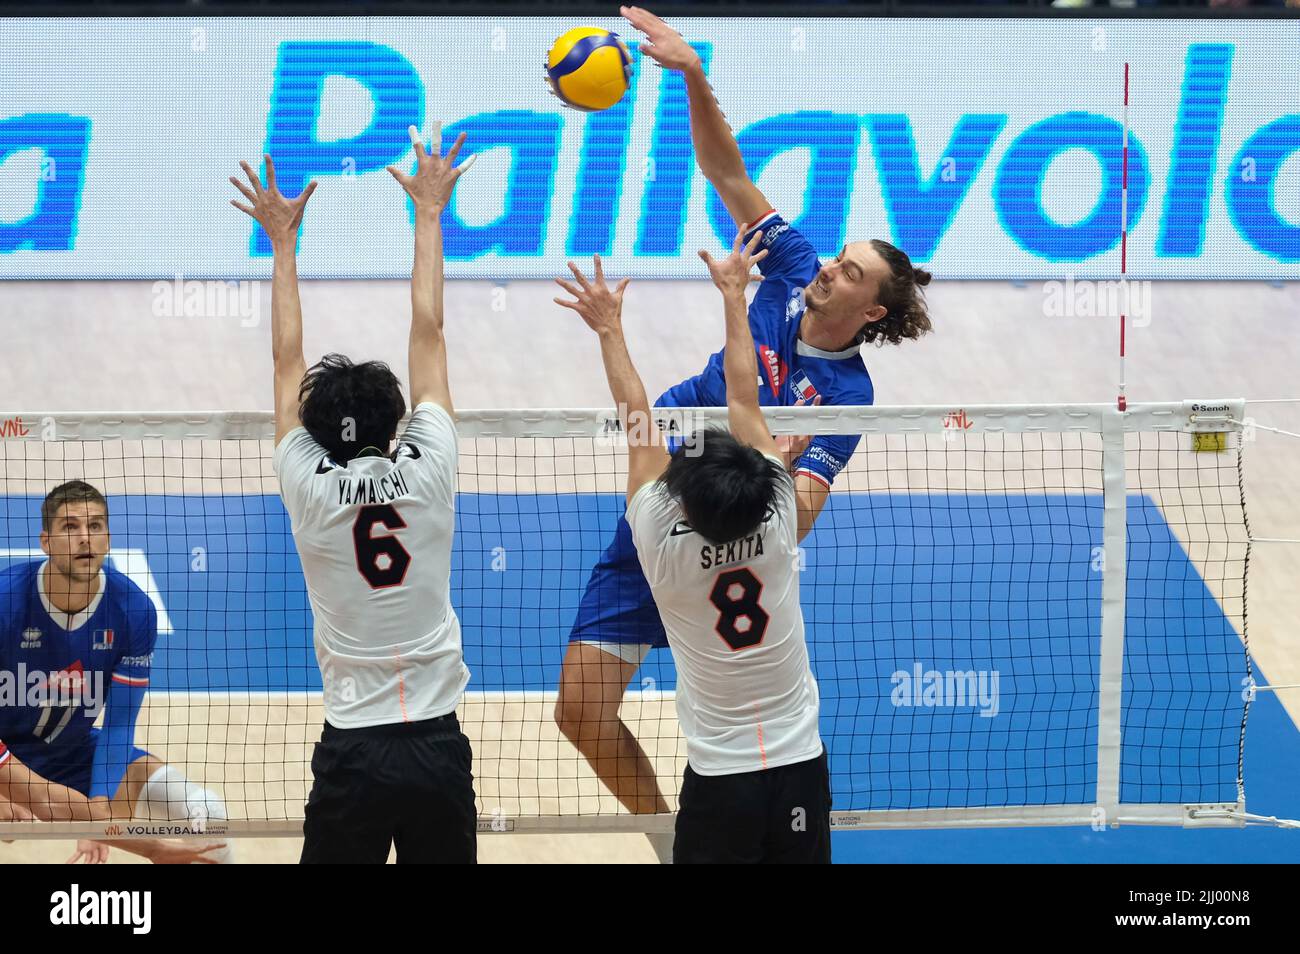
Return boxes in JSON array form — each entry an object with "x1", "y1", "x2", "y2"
[
  {"x1": 622, "y1": 5, "x2": 771, "y2": 228},
  {"x1": 771, "y1": 409, "x2": 830, "y2": 543},
  {"x1": 699, "y1": 231, "x2": 777, "y2": 456},
  {"x1": 715, "y1": 250, "x2": 830, "y2": 550},
  {"x1": 0, "y1": 755, "x2": 113, "y2": 823},
  {"x1": 388, "y1": 123, "x2": 477, "y2": 415},
  {"x1": 777, "y1": 414, "x2": 831, "y2": 543},
  {"x1": 0, "y1": 758, "x2": 198, "y2": 865},
  {"x1": 229, "y1": 155, "x2": 318, "y2": 445},
  {"x1": 555, "y1": 256, "x2": 668, "y2": 500},
  {"x1": 790, "y1": 474, "x2": 830, "y2": 542},
  {"x1": 704, "y1": 231, "x2": 832, "y2": 538}
]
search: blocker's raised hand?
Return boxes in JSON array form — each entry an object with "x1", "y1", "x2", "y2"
[
  {"x1": 699, "y1": 229, "x2": 768, "y2": 298},
  {"x1": 229, "y1": 155, "x2": 317, "y2": 246},
  {"x1": 388, "y1": 124, "x2": 476, "y2": 211},
  {"x1": 554, "y1": 255, "x2": 631, "y2": 336}
]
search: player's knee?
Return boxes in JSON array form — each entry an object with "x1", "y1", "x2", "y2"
[
  {"x1": 553, "y1": 692, "x2": 587, "y2": 742},
  {"x1": 555, "y1": 688, "x2": 626, "y2": 747},
  {"x1": 138, "y1": 765, "x2": 227, "y2": 826}
]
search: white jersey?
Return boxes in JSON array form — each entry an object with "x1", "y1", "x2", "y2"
[
  {"x1": 273, "y1": 402, "x2": 469, "y2": 729},
  {"x1": 626, "y1": 458, "x2": 822, "y2": 776}
]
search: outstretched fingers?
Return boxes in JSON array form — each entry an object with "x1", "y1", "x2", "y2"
[
  {"x1": 453, "y1": 152, "x2": 477, "y2": 177},
  {"x1": 554, "y1": 277, "x2": 583, "y2": 298},
  {"x1": 407, "y1": 123, "x2": 427, "y2": 157},
  {"x1": 445, "y1": 130, "x2": 468, "y2": 165},
  {"x1": 636, "y1": 42, "x2": 662, "y2": 64},
  {"x1": 229, "y1": 176, "x2": 257, "y2": 204},
  {"x1": 239, "y1": 160, "x2": 264, "y2": 195},
  {"x1": 567, "y1": 261, "x2": 593, "y2": 290},
  {"x1": 294, "y1": 180, "x2": 318, "y2": 207},
  {"x1": 622, "y1": 5, "x2": 662, "y2": 37}
]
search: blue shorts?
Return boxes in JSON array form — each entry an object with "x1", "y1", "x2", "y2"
[
  {"x1": 5, "y1": 729, "x2": 151, "y2": 798},
  {"x1": 568, "y1": 514, "x2": 669, "y2": 650}
]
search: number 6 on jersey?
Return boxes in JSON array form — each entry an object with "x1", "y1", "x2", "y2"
[{"x1": 353, "y1": 504, "x2": 412, "y2": 588}]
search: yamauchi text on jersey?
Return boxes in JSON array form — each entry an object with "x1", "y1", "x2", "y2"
[{"x1": 336, "y1": 469, "x2": 413, "y2": 507}]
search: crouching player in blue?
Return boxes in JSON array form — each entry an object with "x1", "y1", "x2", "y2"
[
  {"x1": 0, "y1": 481, "x2": 230, "y2": 863},
  {"x1": 0, "y1": 738, "x2": 116, "y2": 823},
  {"x1": 553, "y1": 5, "x2": 935, "y2": 862}
]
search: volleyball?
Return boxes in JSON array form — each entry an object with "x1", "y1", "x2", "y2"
[{"x1": 545, "y1": 27, "x2": 633, "y2": 112}]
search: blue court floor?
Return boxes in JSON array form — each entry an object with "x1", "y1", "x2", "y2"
[{"x1": 833, "y1": 683, "x2": 1300, "y2": 864}]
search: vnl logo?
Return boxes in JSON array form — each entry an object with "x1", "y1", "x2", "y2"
[
  {"x1": 0, "y1": 416, "x2": 31, "y2": 439},
  {"x1": 0, "y1": 38, "x2": 1294, "y2": 266},
  {"x1": 49, "y1": 885, "x2": 151, "y2": 935}
]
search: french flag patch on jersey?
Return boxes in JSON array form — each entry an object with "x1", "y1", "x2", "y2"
[
  {"x1": 92, "y1": 629, "x2": 114, "y2": 651},
  {"x1": 790, "y1": 371, "x2": 819, "y2": 402}
]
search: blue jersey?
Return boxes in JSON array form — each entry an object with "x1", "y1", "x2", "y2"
[
  {"x1": 656, "y1": 212, "x2": 874, "y2": 488},
  {"x1": 0, "y1": 560, "x2": 155, "y2": 795}
]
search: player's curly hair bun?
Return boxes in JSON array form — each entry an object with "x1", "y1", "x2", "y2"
[{"x1": 862, "y1": 240, "x2": 935, "y2": 347}]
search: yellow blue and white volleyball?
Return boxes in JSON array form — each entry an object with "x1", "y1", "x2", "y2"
[{"x1": 545, "y1": 27, "x2": 633, "y2": 112}]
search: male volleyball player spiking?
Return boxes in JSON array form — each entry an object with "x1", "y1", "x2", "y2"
[
  {"x1": 0, "y1": 480, "x2": 231, "y2": 864},
  {"x1": 554, "y1": 4, "x2": 934, "y2": 861},
  {"x1": 230, "y1": 126, "x2": 478, "y2": 864},
  {"x1": 556, "y1": 232, "x2": 830, "y2": 863}
]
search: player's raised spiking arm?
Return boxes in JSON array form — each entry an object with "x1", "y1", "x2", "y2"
[{"x1": 620, "y1": 5, "x2": 771, "y2": 222}]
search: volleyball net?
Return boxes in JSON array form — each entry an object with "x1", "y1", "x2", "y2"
[{"x1": 0, "y1": 401, "x2": 1265, "y2": 836}]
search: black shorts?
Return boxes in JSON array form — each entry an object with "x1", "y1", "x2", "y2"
[
  {"x1": 300, "y1": 713, "x2": 477, "y2": 864},
  {"x1": 674, "y1": 749, "x2": 832, "y2": 864}
]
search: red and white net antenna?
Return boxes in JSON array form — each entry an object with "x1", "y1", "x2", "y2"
[{"x1": 1118, "y1": 62, "x2": 1130, "y2": 413}]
